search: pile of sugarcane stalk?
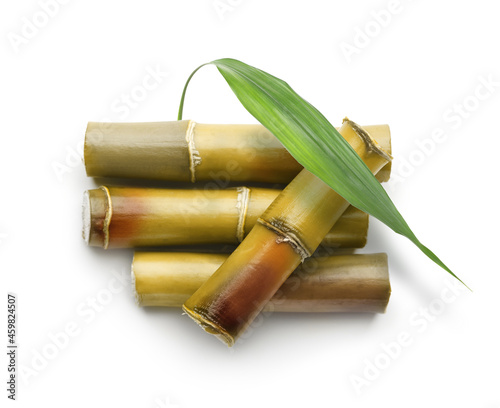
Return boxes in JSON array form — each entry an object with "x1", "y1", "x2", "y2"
[{"x1": 83, "y1": 119, "x2": 393, "y2": 346}]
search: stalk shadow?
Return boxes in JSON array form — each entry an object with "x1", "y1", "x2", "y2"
[
  {"x1": 232, "y1": 310, "x2": 382, "y2": 352},
  {"x1": 137, "y1": 306, "x2": 237, "y2": 352},
  {"x1": 139, "y1": 306, "x2": 381, "y2": 352}
]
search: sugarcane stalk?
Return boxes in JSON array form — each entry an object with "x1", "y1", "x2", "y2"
[
  {"x1": 84, "y1": 121, "x2": 391, "y2": 183},
  {"x1": 82, "y1": 186, "x2": 368, "y2": 249},
  {"x1": 182, "y1": 119, "x2": 392, "y2": 346},
  {"x1": 133, "y1": 252, "x2": 391, "y2": 313}
]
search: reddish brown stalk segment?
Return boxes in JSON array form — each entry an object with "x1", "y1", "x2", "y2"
[
  {"x1": 183, "y1": 119, "x2": 392, "y2": 346},
  {"x1": 184, "y1": 225, "x2": 301, "y2": 343},
  {"x1": 82, "y1": 187, "x2": 369, "y2": 249}
]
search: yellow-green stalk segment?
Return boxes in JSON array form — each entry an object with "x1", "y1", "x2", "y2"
[
  {"x1": 132, "y1": 252, "x2": 391, "y2": 313},
  {"x1": 182, "y1": 119, "x2": 392, "y2": 346},
  {"x1": 84, "y1": 121, "x2": 391, "y2": 183},
  {"x1": 82, "y1": 187, "x2": 368, "y2": 249}
]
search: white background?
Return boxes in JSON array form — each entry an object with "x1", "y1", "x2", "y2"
[{"x1": 1, "y1": 1, "x2": 499, "y2": 407}]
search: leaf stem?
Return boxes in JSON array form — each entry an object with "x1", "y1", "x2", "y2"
[{"x1": 177, "y1": 63, "x2": 210, "y2": 120}]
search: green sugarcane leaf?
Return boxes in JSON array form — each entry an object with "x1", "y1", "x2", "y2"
[{"x1": 178, "y1": 58, "x2": 467, "y2": 288}]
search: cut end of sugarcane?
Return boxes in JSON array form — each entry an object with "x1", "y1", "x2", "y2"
[
  {"x1": 343, "y1": 117, "x2": 393, "y2": 163},
  {"x1": 182, "y1": 305, "x2": 235, "y2": 347},
  {"x1": 82, "y1": 191, "x2": 91, "y2": 244},
  {"x1": 82, "y1": 187, "x2": 112, "y2": 248}
]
